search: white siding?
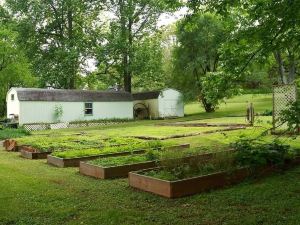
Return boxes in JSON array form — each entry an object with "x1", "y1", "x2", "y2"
[
  {"x1": 6, "y1": 89, "x2": 20, "y2": 118},
  {"x1": 18, "y1": 101, "x2": 133, "y2": 125},
  {"x1": 158, "y1": 89, "x2": 184, "y2": 118}
]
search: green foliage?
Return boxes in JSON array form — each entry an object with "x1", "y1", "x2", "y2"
[
  {"x1": 6, "y1": 0, "x2": 103, "y2": 89},
  {"x1": 88, "y1": 146, "x2": 203, "y2": 167},
  {"x1": 2, "y1": 146, "x2": 300, "y2": 224},
  {"x1": 172, "y1": 12, "x2": 237, "y2": 112},
  {"x1": 95, "y1": 0, "x2": 181, "y2": 92},
  {"x1": 16, "y1": 136, "x2": 148, "y2": 153},
  {"x1": 51, "y1": 139, "x2": 163, "y2": 158},
  {"x1": 53, "y1": 105, "x2": 63, "y2": 122},
  {"x1": 204, "y1": 0, "x2": 300, "y2": 84},
  {"x1": 232, "y1": 139, "x2": 291, "y2": 168},
  {"x1": 0, "y1": 128, "x2": 30, "y2": 140},
  {"x1": 145, "y1": 151, "x2": 236, "y2": 181},
  {"x1": 0, "y1": 8, "x2": 35, "y2": 116},
  {"x1": 279, "y1": 100, "x2": 300, "y2": 133},
  {"x1": 200, "y1": 71, "x2": 239, "y2": 108},
  {"x1": 89, "y1": 150, "x2": 161, "y2": 167}
]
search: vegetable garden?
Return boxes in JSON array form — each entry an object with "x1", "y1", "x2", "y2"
[{"x1": 1, "y1": 94, "x2": 300, "y2": 223}]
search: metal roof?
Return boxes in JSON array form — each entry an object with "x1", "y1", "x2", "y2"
[
  {"x1": 12, "y1": 88, "x2": 133, "y2": 102},
  {"x1": 132, "y1": 91, "x2": 161, "y2": 101}
]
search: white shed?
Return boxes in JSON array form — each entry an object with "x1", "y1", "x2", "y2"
[
  {"x1": 6, "y1": 88, "x2": 133, "y2": 125},
  {"x1": 132, "y1": 88, "x2": 184, "y2": 119}
]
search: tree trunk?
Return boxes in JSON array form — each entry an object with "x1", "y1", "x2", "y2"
[
  {"x1": 201, "y1": 96, "x2": 215, "y2": 113},
  {"x1": 273, "y1": 51, "x2": 287, "y2": 84},
  {"x1": 67, "y1": 7, "x2": 76, "y2": 89},
  {"x1": 119, "y1": 0, "x2": 132, "y2": 93},
  {"x1": 288, "y1": 49, "x2": 296, "y2": 83}
]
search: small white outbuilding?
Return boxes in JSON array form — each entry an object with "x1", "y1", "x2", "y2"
[
  {"x1": 6, "y1": 88, "x2": 133, "y2": 125},
  {"x1": 132, "y1": 88, "x2": 184, "y2": 119}
]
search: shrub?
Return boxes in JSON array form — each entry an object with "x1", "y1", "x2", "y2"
[
  {"x1": 279, "y1": 100, "x2": 300, "y2": 133},
  {"x1": 148, "y1": 149, "x2": 236, "y2": 181},
  {"x1": 232, "y1": 139, "x2": 291, "y2": 168},
  {"x1": 0, "y1": 128, "x2": 30, "y2": 140}
]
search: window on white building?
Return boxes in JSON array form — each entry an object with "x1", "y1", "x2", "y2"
[
  {"x1": 84, "y1": 103, "x2": 93, "y2": 115},
  {"x1": 11, "y1": 94, "x2": 15, "y2": 101}
]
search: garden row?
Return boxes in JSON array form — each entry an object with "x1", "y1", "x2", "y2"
[{"x1": 3, "y1": 134, "x2": 300, "y2": 199}]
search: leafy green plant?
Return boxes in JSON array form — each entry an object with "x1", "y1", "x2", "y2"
[
  {"x1": 145, "y1": 151, "x2": 236, "y2": 181},
  {"x1": 0, "y1": 128, "x2": 30, "y2": 140},
  {"x1": 51, "y1": 140, "x2": 164, "y2": 158},
  {"x1": 261, "y1": 109, "x2": 272, "y2": 116},
  {"x1": 53, "y1": 105, "x2": 63, "y2": 122},
  {"x1": 279, "y1": 100, "x2": 300, "y2": 133},
  {"x1": 232, "y1": 139, "x2": 291, "y2": 168}
]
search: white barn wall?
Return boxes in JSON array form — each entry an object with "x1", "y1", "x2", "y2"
[
  {"x1": 158, "y1": 89, "x2": 184, "y2": 117},
  {"x1": 19, "y1": 101, "x2": 133, "y2": 125},
  {"x1": 6, "y1": 89, "x2": 20, "y2": 118}
]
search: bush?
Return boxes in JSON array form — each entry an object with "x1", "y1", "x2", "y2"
[
  {"x1": 279, "y1": 100, "x2": 300, "y2": 133},
  {"x1": 0, "y1": 128, "x2": 30, "y2": 140},
  {"x1": 232, "y1": 139, "x2": 291, "y2": 168},
  {"x1": 146, "y1": 149, "x2": 236, "y2": 181}
]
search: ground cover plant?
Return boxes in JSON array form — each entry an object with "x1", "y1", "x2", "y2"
[
  {"x1": 88, "y1": 147, "x2": 211, "y2": 167},
  {"x1": 2, "y1": 94, "x2": 300, "y2": 224},
  {"x1": 0, "y1": 128, "x2": 30, "y2": 140},
  {"x1": 142, "y1": 139, "x2": 299, "y2": 181},
  {"x1": 51, "y1": 140, "x2": 164, "y2": 159},
  {"x1": 15, "y1": 136, "x2": 145, "y2": 153}
]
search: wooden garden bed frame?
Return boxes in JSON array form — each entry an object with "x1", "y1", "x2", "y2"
[
  {"x1": 48, "y1": 144, "x2": 190, "y2": 168},
  {"x1": 3, "y1": 139, "x2": 18, "y2": 151},
  {"x1": 132, "y1": 127, "x2": 246, "y2": 140},
  {"x1": 129, "y1": 157, "x2": 300, "y2": 198},
  {"x1": 79, "y1": 149, "x2": 234, "y2": 179},
  {"x1": 20, "y1": 146, "x2": 51, "y2": 160},
  {"x1": 159, "y1": 122, "x2": 251, "y2": 127}
]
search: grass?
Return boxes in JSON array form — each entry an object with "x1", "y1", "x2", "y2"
[
  {"x1": 1, "y1": 150, "x2": 300, "y2": 225},
  {"x1": 1, "y1": 93, "x2": 300, "y2": 224},
  {"x1": 184, "y1": 93, "x2": 272, "y2": 119}
]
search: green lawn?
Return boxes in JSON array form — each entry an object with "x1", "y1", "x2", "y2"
[
  {"x1": 184, "y1": 93, "x2": 272, "y2": 118},
  {"x1": 1, "y1": 93, "x2": 300, "y2": 225},
  {"x1": 1, "y1": 150, "x2": 300, "y2": 225}
]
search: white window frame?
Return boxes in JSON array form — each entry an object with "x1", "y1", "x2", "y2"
[{"x1": 11, "y1": 94, "x2": 15, "y2": 101}]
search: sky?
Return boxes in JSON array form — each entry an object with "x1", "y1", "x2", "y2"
[{"x1": 158, "y1": 7, "x2": 188, "y2": 27}]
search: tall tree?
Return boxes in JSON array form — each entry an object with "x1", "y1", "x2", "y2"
[
  {"x1": 6, "y1": 0, "x2": 104, "y2": 89},
  {"x1": 95, "y1": 0, "x2": 180, "y2": 92},
  {"x1": 0, "y1": 7, "x2": 34, "y2": 116},
  {"x1": 201, "y1": 0, "x2": 300, "y2": 84},
  {"x1": 172, "y1": 13, "x2": 235, "y2": 112}
]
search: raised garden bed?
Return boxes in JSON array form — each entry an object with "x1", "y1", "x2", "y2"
[
  {"x1": 20, "y1": 146, "x2": 51, "y2": 160},
  {"x1": 79, "y1": 149, "x2": 232, "y2": 179},
  {"x1": 129, "y1": 157, "x2": 300, "y2": 198},
  {"x1": 48, "y1": 143, "x2": 190, "y2": 168},
  {"x1": 3, "y1": 139, "x2": 18, "y2": 151},
  {"x1": 159, "y1": 122, "x2": 251, "y2": 127},
  {"x1": 132, "y1": 127, "x2": 246, "y2": 140},
  {"x1": 80, "y1": 160, "x2": 156, "y2": 179}
]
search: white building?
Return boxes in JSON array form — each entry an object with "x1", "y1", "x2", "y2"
[
  {"x1": 133, "y1": 88, "x2": 184, "y2": 119},
  {"x1": 6, "y1": 88, "x2": 133, "y2": 125}
]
